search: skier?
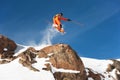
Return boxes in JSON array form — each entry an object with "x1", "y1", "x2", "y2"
[{"x1": 53, "y1": 13, "x2": 71, "y2": 33}]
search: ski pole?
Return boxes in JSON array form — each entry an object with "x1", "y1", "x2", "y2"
[{"x1": 71, "y1": 20, "x2": 84, "y2": 27}]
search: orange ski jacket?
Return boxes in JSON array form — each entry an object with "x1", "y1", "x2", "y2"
[{"x1": 53, "y1": 14, "x2": 68, "y2": 26}]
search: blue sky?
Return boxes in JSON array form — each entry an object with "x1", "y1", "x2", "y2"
[{"x1": 0, "y1": 0, "x2": 120, "y2": 59}]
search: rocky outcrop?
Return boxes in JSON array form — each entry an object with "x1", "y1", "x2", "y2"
[
  {"x1": 0, "y1": 41, "x2": 87, "y2": 80},
  {"x1": 18, "y1": 47, "x2": 39, "y2": 72},
  {"x1": 53, "y1": 72, "x2": 83, "y2": 80},
  {"x1": 86, "y1": 68, "x2": 105, "y2": 80},
  {"x1": 37, "y1": 44, "x2": 87, "y2": 80},
  {"x1": 106, "y1": 59, "x2": 120, "y2": 80},
  {"x1": 11, "y1": 43, "x2": 87, "y2": 80},
  {"x1": 0, "y1": 34, "x2": 17, "y2": 63}
]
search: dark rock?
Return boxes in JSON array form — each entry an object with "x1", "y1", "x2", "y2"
[
  {"x1": 18, "y1": 47, "x2": 39, "y2": 72},
  {"x1": 86, "y1": 68, "x2": 105, "y2": 80},
  {"x1": 0, "y1": 34, "x2": 17, "y2": 63},
  {"x1": 106, "y1": 59, "x2": 120, "y2": 80}
]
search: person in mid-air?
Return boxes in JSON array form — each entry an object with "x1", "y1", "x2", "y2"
[{"x1": 53, "y1": 13, "x2": 71, "y2": 33}]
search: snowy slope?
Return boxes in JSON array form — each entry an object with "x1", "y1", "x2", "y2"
[
  {"x1": 0, "y1": 44, "x2": 55, "y2": 80},
  {"x1": 81, "y1": 57, "x2": 113, "y2": 73},
  {"x1": 81, "y1": 57, "x2": 120, "y2": 80},
  {"x1": 0, "y1": 44, "x2": 119, "y2": 80}
]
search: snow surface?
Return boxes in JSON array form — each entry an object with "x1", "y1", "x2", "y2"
[
  {"x1": 81, "y1": 57, "x2": 119, "y2": 80},
  {"x1": 81, "y1": 57, "x2": 113, "y2": 73},
  {"x1": 0, "y1": 44, "x2": 81, "y2": 80},
  {"x1": 0, "y1": 44, "x2": 55, "y2": 80},
  {"x1": 0, "y1": 44, "x2": 119, "y2": 80}
]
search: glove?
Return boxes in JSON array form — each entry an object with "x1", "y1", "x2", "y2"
[{"x1": 67, "y1": 19, "x2": 72, "y2": 21}]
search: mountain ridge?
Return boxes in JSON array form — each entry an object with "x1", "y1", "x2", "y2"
[{"x1": 0, "y1": 34, "x2": 120, "y2": 80}]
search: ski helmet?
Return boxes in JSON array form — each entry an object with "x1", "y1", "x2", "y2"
[{"x1": 59, "y1": 13, "x2": 63, "y2": 16}]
